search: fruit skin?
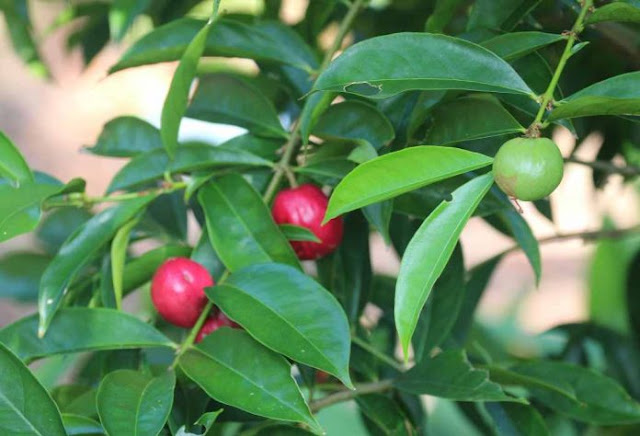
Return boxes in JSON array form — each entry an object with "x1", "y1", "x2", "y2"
[
  {"x1": 493, "y1": 137, "x2": 564, "y2": 201},
  {"x1": 271, "y1": 184, "x2": 344, "y2": 260},
  {"x1": 195, "y1": 310, "x2": 240, "y2": 343},
  {"x1": 151, "y1": 257, "x2": 213, "y2": 328}
]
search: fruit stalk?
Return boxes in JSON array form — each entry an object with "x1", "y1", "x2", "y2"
[
  {"x1": 262, "y1": 0, "x2": 367, "y2": 203},
  {"x1": 530, "y1": 0, "x2": 593, "y2": 133}
]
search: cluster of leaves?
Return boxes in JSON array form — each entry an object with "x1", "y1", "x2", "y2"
[{"x1": 0, "y1": 0, "x2": 639, "y2": 435}]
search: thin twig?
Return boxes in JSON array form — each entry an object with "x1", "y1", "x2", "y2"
[
  {"x1": 310, "y1": 379, "x2": 394, "y2": 413},
  {"x1": 565, "y1": 157, "x2": 640, "y2": 177},
  {"x1": 351, "y1": 335, "x2": 404, "y2": 372}
]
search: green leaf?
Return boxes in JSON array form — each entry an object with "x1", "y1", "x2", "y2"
[
  {"x1": 311, "y1": 101, "x2": 395, "y2": 149},
  {"x1": 0, "y1": 308, "x2": 175, "y2": 362},
  {"x1": 51, "y1": 385, "x2": 98, "y2": 418},
  {"x1": 485, "y1": 403, "x2": 549, "y2": 436},
  {"x1": 299, "y1": 92, "x2": 335, "y2": 145},
  {"x1": 426, "y1": 0, "x2": 467, "y2": 33},
  {"x1": 179, "y1": 328, "x2": 320, "y2": 432},
  {"x1": 0, "y1": 178, "x2": 85, "y2": 243},
  {"x1": 0, "y1": 131, "x2": 33, "y2": 187},
  {"x1": 356, "y1": 394, "x2": 411, "y2": 436},
  {"x1": 197, "y1": 174, "x2": 300, "y2": 272},
  {"x1": 187, "y1": 74, "x2": 287, "y2": 139},
  {"x1": 109, "y1": 0, "x2": 151, "y2": 41},
  {"x1": 62, "y1": 414, "x2": 104, "y2": 436},
  {"x1": 279, "y1": 224, "x2": 321, "y2": 242},
  {"x1": 425, "y1": 95, "x2": 525, "y2": 145},
  {"x1": 492, "y1": 361, "x2": 640, "y2": 424},
  {"x1": 0, "y1": 252, "x2": 50, "y2": 301},
  {"x1": 84, "y1": 116, "x2": 162, "y2": 157},
  {"x1": 481, "y1": 32, "x2": 564, "y2": 61},
  {"x1": 467, "y1": 0, "x2": 541, "y2": 32},
  {"x1": 0, "y1": 342, "x2": 66, "y2": 435},
  {"x1": 111, "y1": 18, "x2": 317, "y2": 73},
  {"x1": 36, "y1": 208, "x2": 93, "y2": 256},
  {"x1": 413, "y1": 244, "x2": 465, "y2": 361},
  {"x1": 38, "y1": 196, "x2": 155, "y2": 336},
  {"x1": 161, "y1": 12, "x2": 217, "y2": 158},
  {"x1": 395, "y1": 173, "x2": 494, "y2": 358},
  {"x1": 362, "y1": 200, "x2": 393, "y2": 244},
  {"x1": 313, "y1": 33, "x2": 534, "y2": 99},
  {"x1": 218, "y1": 133, "x2": 282, "y2": 160},
  {"x1": 295, "y1": 158, "x2": 356, "y2": 186},
  {"x1": 0, "y1": 2, "x2": 49, "y2": 78},
  {"x1": 110, "y1": 217, "x2": 139, "y2": 310},
  {"x1": 395, "y1": 349, "x2": 518, "y2": 402},
  {"x1": 97, "y1": 369, "x2": 175, "y2": 436},
  {"x1": 209, "y1": 263, "x2": 352, "y2": 387},
  {"x1": 107, "y1": 143, "x2": 271, "y2": 193},
  {"x1": 587, "y1": 1, "x2": 640, "y2": 25},
  {"x1": 549, "y1": 72, "x2": 640, "y2": 121},
  {"x1": 325, "y1": 146, "x2": 493, "y2": 220},
  {"x1": 191, "y1": 231, "x2": 225, "y2": 279},
  {"x1": 628, "y1": 250, "x2": 640, "y2": 342},
  {"x1": 175, "y1": 410, "x2": 223, "y2": 436}
]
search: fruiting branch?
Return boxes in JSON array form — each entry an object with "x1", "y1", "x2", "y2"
[
  {"x1": 529, "y1": 0, "x2": 594, "y2": 131},
  {"x1": 262, "y1": 0, "x2": 366, "y2": 204},
  {"x1": 310, "y1": 379, "x2": 394, "y2": 412}
]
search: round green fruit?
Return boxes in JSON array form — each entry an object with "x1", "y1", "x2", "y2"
[{"x1": 492, "y1": 137, "x2": 564, "y2": 201}]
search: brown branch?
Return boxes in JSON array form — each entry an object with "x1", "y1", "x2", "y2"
[{"x1": 310, "y1": 379, "x2": 394, "y2": 413}]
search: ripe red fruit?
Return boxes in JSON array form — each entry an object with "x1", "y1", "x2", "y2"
[
  {"x1": 271, "y1": 184, "x2": 344, "y2": 260},
  {"x1": 195, "y1": 310, "x2": 240, "y2": 343},
  {"x1": 151, "y1": 257, "x2": 213, "y2": 328}
]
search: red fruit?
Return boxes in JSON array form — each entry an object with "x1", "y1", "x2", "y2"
[
  {"x1": 315, "y1": 371, "x2": 331, "y2": 384},
  {"x1": 195, "y1": 311, "x2": 240, "y2": 343},
  {"x1": 151, "y1": 258, "x2": 213, "y2": 328},
  {"x1": 271, "y1": 184, "x2": 344, "y2": 260}
]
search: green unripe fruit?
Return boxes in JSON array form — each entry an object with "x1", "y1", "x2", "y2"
[{"x1": 493, "y1": 137, "x2": 564, "y2": 201}]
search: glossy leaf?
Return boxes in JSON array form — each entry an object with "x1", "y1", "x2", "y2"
[
  {"x1": 197, "y1": 174, "x2": 300, "y2": 271},
  {"x1": 178, "y1": 328, "x2": 320, "y2": 432},
  {"x1": 412, "y1": 244, "x2": 465, "y2": 361},
  {"x1": 190, "y1": 231, "x2": 225, "y2": 280},
  {"x1": 587, "y1": 1, "x2": 640, "y2": 25},
  {"x1": 325, "y1": 146, "x2": 493, "y2": 220},
  {"x1": 0, "y1": 308, "x2": 175, "y2": 362},
  {"x1": 107, "y1": 143, "x2": 271, "y2": 193},
  {"x1": 187, "y1": 74, "x2": 287, "y2": 139},
  {"x1": 362, "y1": 200, "x2": 393, "y2": 244},
  {"x1": 218, "y1": 133, "x2": 282, "y2": 160},
  {"x1": 0, "y1": 178, "x2": 85, "y2": 243},
  {"x1": 0, "y1": 342, "x2": 66, "y2": 435},
  {"x1": 356, "y1": 394, "x2": 411, "y2": 436},
  {"x1": 425, "y1": 95, "x2": 525, "y2": 145},
  {"x1": 311, "y1": 101, "x2": 395, "y2": 150},
  {"x1": 549, "y1": 72, "x2": 640, "y2": 121},
  {"x1": 111, "y1": 18, "x2": 317, "y2": 73},
  {"x1": 395, "y1": 349, "x2": 518, "y2": 402},
  {"x1": 210, "y1": 263, "x2": 352, "y2": 387},
  {"x1": 36, "y1": 208, "x2": 93, "y2": 256},
  {"x1": 62, "y1": 414, "x2": 104, "y2": 436},
  {"x1": 395, "y1": 173, "x2": 494, "y2": 357},
  {"x1": 51, "y1": 385, "x2": 98, "y2": 418},
  {"x1": 485, "y1": 403, "x2": 549, "y2": 436},
  {"x1": 0, "y1": 131, "x2": 33, "y2": 187},
  {"x1": 110, "y1": 217, "x2": 139, "y2": 309},
  {"x1": 0, "y1": 252, "x2": 50, "y2": 301},
  {"x1": 299, "y1": 92, "x2": 335, "y2": 145},
  {"x1": 84, "y1": 116, "x2": 162, "y2": 157},
  {"x1": 38, "y1": 196, "x2": 154, "y2": 335},
  {"x1": 295, "y1": 159, "x2": 356, "y2": 186},
  {"x1": 175, "y1": 410, "x2": 223, "y2": 436},
  {"x1": 313, "y1": 33, "x2": 534, "y2": 99},
  {"x1": 493, "y1": 362, "x2": 640, "y2": 424},
  {"x1": 279, "y1": 224, "x2": 321, "y2": 242},
  {"x1": 97, "y1": 369, "x2": 175, "y2": 436},
  {"x1": 481, "y1": 32, "x2": 564, "y2": 61},
  {"x1": 467, "y1": 0, "x2": 541, "y2": 31},
  {"x1": 161, "y1": 9, "x2": 217, "y2": 158}
]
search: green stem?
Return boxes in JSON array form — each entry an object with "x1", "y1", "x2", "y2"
[
  {"x1": 529, "y1": 0, "x2": 593, "y2": 133},
  {"x1": 43, "y1": 181, "x2": 188, "y2": 210},
  {"x1": 309, "y1": 379, "x2": 394, "y2": 413},
  {"x1": 351, "y1": 335, "x2": 404, "y2": 372},
  {"x1": 262, "y1": 0, "x2": 366, "y2": 204}
]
